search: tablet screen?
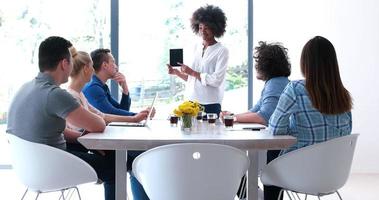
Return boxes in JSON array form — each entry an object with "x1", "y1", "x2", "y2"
[{"x1": 169, "y1": 49, "x2": 183, "y2": 67}]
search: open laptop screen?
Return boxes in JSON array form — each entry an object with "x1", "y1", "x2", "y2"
[{"x1": 108, "y1": 92, "x2": 158, "y2": 127}]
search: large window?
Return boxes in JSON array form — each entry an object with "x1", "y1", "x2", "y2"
[
  {"x1": 0, "y1": 0, "x2": 251, "y2": 165},
  {"x1": 119, "y1": 0, "x2": 248, "y2": 118},
  {"x1": 0, "y1": 0, "x2": 110, "y2": 164}
]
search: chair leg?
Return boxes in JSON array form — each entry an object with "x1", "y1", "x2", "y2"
[
  {"x1": 293, "y1": 192, "x2": 301, "y2": 200},
  {"x1": 60, "y1": 190, "x2": 66, "y2": 200},
  {"x1": 336, "y1": 191, "x2": 343, "y2": 200},
  {"x1": 34, "y1": 192, "x2": 40, "y2": 200},
  {"x1": 304, "y1": 194, "x2": 307, "y2": 200},
  {"x1": 277, "y1": 189, "x2": 284, "y2": 200},
  {"x1": 285, "y1": 190, "x2": 293, "y2": 200},
  {"x1": 290, "y1": 191, "x2": 298, "y2": 200},
  {"x1": 21, "y1": 188, "x2": 28, "y2": 200},
  {"x1": 66, "y1": 188, "x2": 76, "y2": 200},
  {"x1": 74, "y1": 187, "x2": 82, "y2": 200},
  {"x1": 59, "y1": 190, "x2": 64, "y2": 200}
]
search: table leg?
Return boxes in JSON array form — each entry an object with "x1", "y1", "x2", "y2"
[
  {"x1": 247, "y1": 150, "x2": 259, "y2": 200},
  {"x1": 116, "y1": 150, "x2": 127, "y2": 200}
]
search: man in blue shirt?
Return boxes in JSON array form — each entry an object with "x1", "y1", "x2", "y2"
[
  {"x1": 83, "y1": 48, "x2": 137, "y2": 116},
  {"x1": 83, "y1": 48, "x2": 150, "y2": 200}
]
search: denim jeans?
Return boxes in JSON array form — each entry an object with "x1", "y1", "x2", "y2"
[
  {"x1": 128, "y1": 151, "x2": 149, "y2": 200},
  {"x1": 130, "y1": 173, "x2": 149, "y2": 200}
]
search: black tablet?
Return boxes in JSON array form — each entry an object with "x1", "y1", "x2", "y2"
[{"x1": 169, "y1": 49, "x2": 183, "y2": 67}]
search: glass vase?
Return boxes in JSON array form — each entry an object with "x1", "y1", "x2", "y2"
[{"x1": 181, "y1": 114, "x2": 192, "y2": 131}]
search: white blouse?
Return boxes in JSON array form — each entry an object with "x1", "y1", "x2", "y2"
[{"x1": 185, "y1": 42, "x2": 229, "y2": 104}]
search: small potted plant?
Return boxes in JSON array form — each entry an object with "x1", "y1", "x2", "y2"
[{"x1": 173, "y1": 101, "x2": 203, "y2": 131}]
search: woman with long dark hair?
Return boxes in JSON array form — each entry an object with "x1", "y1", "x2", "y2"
[{"x1": 267, "y1": 36, "x2": 353, "y2": 200}]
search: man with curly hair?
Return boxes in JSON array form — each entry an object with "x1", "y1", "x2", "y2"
[
  {"x1": 221, "y1": 41, "x2": 291, "y2": 125},
  {"x1": 221, "y1": 41, "x2": 291, "y2": 200},
  {"x1": 168, "y1": 5, "x2": 229, "y2": 116}
]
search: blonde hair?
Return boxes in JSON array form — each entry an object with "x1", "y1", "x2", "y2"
[
  {"x1": 70, "y1": 51, "x2": 92, "y2": 77},
  {"x1": 69, "y1": 46, "x2": 78, "y2": 58}
]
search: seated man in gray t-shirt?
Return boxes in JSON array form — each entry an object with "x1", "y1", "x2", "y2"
[{"x1": 6, "y1": 36, "x2": 115, "y2": 200}]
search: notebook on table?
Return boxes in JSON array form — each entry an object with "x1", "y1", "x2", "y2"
[{"x1": 108, "y1": 93, "x2": 157, "y2": 127}]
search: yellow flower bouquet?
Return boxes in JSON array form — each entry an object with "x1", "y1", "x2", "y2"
[{"x1": 173, "y1": 101, "x2": 203, "y2": 130}]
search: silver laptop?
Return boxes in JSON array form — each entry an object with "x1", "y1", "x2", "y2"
[{"x1": 108, "y1": 93, "x2": 157, "y2": 127}]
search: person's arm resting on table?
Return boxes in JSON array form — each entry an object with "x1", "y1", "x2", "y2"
[{"x1": 66, "y1": 106, "x2": 106, "y2": 133}]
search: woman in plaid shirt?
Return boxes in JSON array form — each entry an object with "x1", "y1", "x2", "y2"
[{"x1": 266, "y1": 36, "x2": 353, "y2": 200}]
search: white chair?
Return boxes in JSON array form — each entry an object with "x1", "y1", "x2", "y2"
[
  {"x1": 261, "y1": 134, "x2": 359, "y2": 200},
  {"x1": 132, "y1": 143, "x2": 250, "y2": 200},
  {"x1": 7, "y1": 134, "x2": 98, "y2": 200}
]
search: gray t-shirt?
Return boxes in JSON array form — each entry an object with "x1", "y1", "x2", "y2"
[{"x1": 6, "y1": 72, "x2": 79, "y2": 150}]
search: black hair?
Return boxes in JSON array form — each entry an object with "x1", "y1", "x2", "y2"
[
  {"x1": 90, "y1": 48, "x2": 111, "y2": 72},
  {"x1": 38, "y1": 36, "x2": 72, "y2": 72},
  {"x1": 254, "y1": 41, "x2": 291, "y2": 81},
  {"x1": 191, "y1": 5, "x2": 227, "y2": 38}
]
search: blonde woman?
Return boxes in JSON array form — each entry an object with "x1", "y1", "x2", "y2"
[
  {"x1": 68, "y1": 48, "x2": 151, "y2": 200},
  {"x1": 67, "y1": 49, "x2": 149, "y2": 129}
]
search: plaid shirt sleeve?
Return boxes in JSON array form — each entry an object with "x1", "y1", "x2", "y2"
[{"x1": 269, "y1": 82, "x2": 298, "y2": 135}]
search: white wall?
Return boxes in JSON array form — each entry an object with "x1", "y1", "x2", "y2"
[{"x1": 254, "y1": 0, "x2": 379, "y2": 173}]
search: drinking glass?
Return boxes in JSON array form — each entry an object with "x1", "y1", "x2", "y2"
[
  {"x1": 223, "y1": 115, "x2": 234, "y2": 128},
  {"x1": 169, "y1": 114, "x2": 179, "y2": 126},
  {"x1": 207, "y1": 113, "x2": 217, "y2": 125}
]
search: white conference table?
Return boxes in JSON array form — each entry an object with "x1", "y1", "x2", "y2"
[{"x1": 78, "y1": 119, "x2": 296, "y2": 200}]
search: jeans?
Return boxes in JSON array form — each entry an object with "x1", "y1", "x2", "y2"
[{"x1": 128, "y1": 151, "x2": 150, "y2": 200}]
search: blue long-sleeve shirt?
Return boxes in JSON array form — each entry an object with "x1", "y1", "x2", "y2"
[
  {"x1": 249, "y1": 76, "x2": 289, "y2": 124},
  {"x1": 82, "y1": 75, "x2": 135, "y2": 116}
]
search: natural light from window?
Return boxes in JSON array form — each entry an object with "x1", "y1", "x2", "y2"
[{"x1": 119, "y1": 0, "x2": 248, "y2": 119}]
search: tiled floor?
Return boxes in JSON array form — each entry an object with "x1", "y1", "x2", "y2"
[{"x1": 0, "y1": 170, "x2": 378, "y2": 200}]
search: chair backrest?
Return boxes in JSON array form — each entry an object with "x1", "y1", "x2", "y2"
[
  {"x1": 261, "y1": 134, "x2": 359, "y2": 195},
  {"x1": 132, "y1": 143, "x2": 250, "y2": 200},
  {"x1": 7, "y1": 134, "x2": 98, "y2": 192}
]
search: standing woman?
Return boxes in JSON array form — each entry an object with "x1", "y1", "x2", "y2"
[
  {"x1": 168, "y1": 5, "x2": 228, "y2": 115},
  {"x1": 267, "y1": 36, "x2": 353, "y2": 200}
]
